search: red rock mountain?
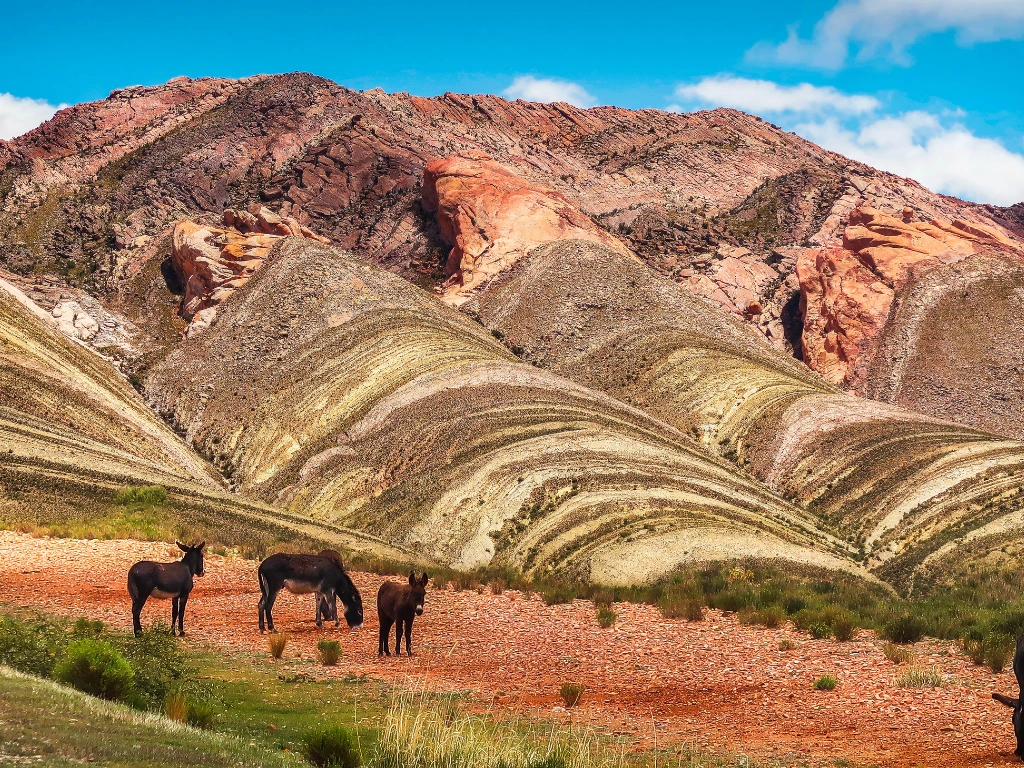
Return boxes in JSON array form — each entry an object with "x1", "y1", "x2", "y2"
[{"x1": 2, "y1": 73, "x2": 1023, "y2": 436}]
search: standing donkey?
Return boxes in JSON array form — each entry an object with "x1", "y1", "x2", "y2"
[
  {"x1": 377, "y1": 572, "x2": 428, "y2": 657},
  {"x1": 127, "y1": 542, "x2": 205, "y2": 637}
]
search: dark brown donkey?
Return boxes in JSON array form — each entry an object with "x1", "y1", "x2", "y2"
[
  {"x1": 993, "y1": 630, "x2": 1024, "y2": 760},
  {"x1": 257, "y1": 552, "x2": 364, "y2": 632},
  {"x1": 127, "y1": 542, "x2": 205, "y2": 637},
  {"x1": 377, "y1": 572, "x2": 428, "y2": 656}
]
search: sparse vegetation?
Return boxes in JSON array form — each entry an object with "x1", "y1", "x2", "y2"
[
  {"x1": 882, "y1": 643, "x2": 915, "y2": 665},
  {"x1": 813, "y1": 674, "x2": 837, "y2": 691},
  {"x1": 895, "y1": 667, "x2": 944, "y2": 688},
  {"x1": 559, "y1": 682, "x2": 585, "y2": 708},
  {"x1": 318, "y1": 639, "x2": 342, "y2": 666},
  {"x1": 301, "y1": 724, "x2": 363, "y2": 768},
  {"x1": 778, "y1": 638, "x2": 797, "y2": 651},
  {"x1": 596, "y1": 604, "x2": 617, "y2": 628},
  {"x1": 116, "y1": 484, "x2": 168, "y2": 506},
  {"x1": 267, "y1": 633, "x2": 289, "y2": 659}
]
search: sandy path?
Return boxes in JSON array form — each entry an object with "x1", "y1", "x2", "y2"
[{"x1": 0, "y1": 533, "x2": 1017, "y2": 767}]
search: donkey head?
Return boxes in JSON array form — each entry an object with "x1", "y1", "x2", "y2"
[
  {"x1": 176, "y1": 541, "x2": 206, "y2": 577},
  {"x1": 408, "y1": 571, "x2": 428, "y2": 616},
  {"x1": 994, "y1": 693, "x2": 1024, "y2": 759}
]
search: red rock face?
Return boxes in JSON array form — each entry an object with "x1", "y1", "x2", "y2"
[
  {"x1": 171, "y1": 205, "x2": 327, "y2": 335},
  {"x1": 422, "y1": 151, "x2": 634, "y2": 305},
  {"x1": 798, "y1": 206, "x2": 1023, "y2": 387}
]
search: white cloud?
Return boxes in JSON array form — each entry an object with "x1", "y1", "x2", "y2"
[
  {"x1": 676, "y1": 76, "x2": 880, "y2": 115},
  {"x1": 751, "y1": 0, "x2": 1024, "y2": 69},
  {"x1": 503, "y1": 76, "x2": 596, "y2": 108},
  {"x1": 0, "y1": 93, "x2": 64, "y2": 141},
  {"x1": 798, "y1": 112, "x2": 1024, "y2": 205}
]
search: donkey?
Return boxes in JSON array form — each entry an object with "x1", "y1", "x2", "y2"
[
  {"x1": 127, "y1": 542, "x2": 205, "y2": 637},
  {"x1": 377, "y1": 572, "x2": 428, "y2": 657},
  {"x1": 993, "y1": 630, "x2": 1024, "y2": 760},
  {"x1": 257, "y1": 552, "x2": 363, "y2": 632}
]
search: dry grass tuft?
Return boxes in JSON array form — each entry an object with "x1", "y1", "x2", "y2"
[{"x1": 267, "y1": 633, "x2": 289, "y2": 660}]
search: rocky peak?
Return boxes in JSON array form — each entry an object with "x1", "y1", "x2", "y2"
[{"x1": 422, "y1": 151, "x2": 634, "y2": 305}]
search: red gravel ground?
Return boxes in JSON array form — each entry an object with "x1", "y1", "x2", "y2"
[{"x1": 0, "y1": 532, "x2": 1018, "y2": 767}]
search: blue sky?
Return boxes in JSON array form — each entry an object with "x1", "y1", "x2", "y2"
[{"x1": 1, "y1": 0, "x2": 1023, "y2": 204}]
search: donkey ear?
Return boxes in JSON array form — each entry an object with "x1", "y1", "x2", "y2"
[
  {"x1": 408, "y1": 571, "x2": 417, "y2": 585},
  {"x1": 994, "y1": 693, "x2": 1020, "y2": 708},
  {"x1": 197, "y1": 542, "x2": 206, "y2": 551},
  {"x1": 176, "y1": 541, "x2": 189, "y2": 552},
  {"x1": 421, "y1": 572, "x2": 429, "y2": 586}
]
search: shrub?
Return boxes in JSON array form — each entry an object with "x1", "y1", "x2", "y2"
[
  {"x1": 658, "y1": 593, "x2": 704, "y2": 621},
  {"x1": 0, "y1": 614, "x2": 66, "y2": 676},
  {"x1": 756, "y1": 606, "x2": 786, "y2": 629},
  {"x1": 54, "y1": 639, "x2": 135, "y2": 703},
  {"x1": 896, "y1": 666, "x2": 944, "y2": 688},
  {"x1": 832, "y1": 612, "x2": 856, "y2": 642},
  {"x1": 737, "y1": 607, "x2": 758, "y2": 625},
  {"x1": 318, "y1": 639, "x2": 342, "y2": 666},
  {"x1": 187, "y1": 698, "x2": 218, "y2": 729},
  {"x1": 116, "y1": 624, "x2": 190, "y2": 708},
  {"x1": 813, "y1": 674, "x2": 838, "y2": 691},
  {"x1": 592, "y1": 590, "x2": 614, "y2": 607},
  {"x1": 778, "y1": 638, "x2": 797, "y2": 651},
  {"x1": 559, "y1": 682, "x2": 585, "y2": 708},
  {"x1": 882, "y1": 642, "x2": 915, "y2": 665},
  {"x1": 115, "y1": 485, "x2": 167, "y2": 505},
  {"x1": 164, "y1": 690, "x2": 189, "y2": 723},
  {"x1": 301, "y1": 724, "x2": 362, "y2": 768},
  {"x1": 596, "y1": 605, "x2": 617, "y2": 628},
  {"x1": 542, "y1": 585, "x2": 576, "y2": 606},
  {"x1": 267, "y1": 633, "x2": 289, "y2": 659},
  {"x1": 962, "y1": 638, "x2": 987, "y2": 665},
  {"x1": 985, "y1": 634, "x2": 1014, "y2": 673},
  {"x1": 808, "y1": 621, "x2": 832, "y2": 640},
  {"x1": 881, "y1": 614, "x2": 926, "y2": 645},
  {"x1": 489, "y1": 578, "x2": 506, "y2": 595},
  {"x1": 782, "y1": 595, "x2": 806, "y2": 614}
]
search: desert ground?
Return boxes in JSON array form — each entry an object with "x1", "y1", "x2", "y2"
[{"x1": 0, "y1": 532, "x2": 1016, "y2": 768}]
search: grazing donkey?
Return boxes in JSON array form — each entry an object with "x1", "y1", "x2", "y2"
[
  {"x1": 377, "y1": 572, "x2": 428, "y2": 657},
  {"x1": 993, "y1": 630, "x2": 1024, "y2": 760},
  {"x1": 127, "y1": 541, "x2": 205, "y2": 637},
  {"x1": 257, "y1": 552, "x2": 363, "y2": 632}
]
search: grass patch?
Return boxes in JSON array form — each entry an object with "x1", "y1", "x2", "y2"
[
  {"x1": 813, "y1": 674, "x2": 838, "y2": 691},
  {"x1": 596, "y1": 605, "x2": 617, "y2": 628},
  {"x1": 881, "y1": 643, "x2": 915, "y2": 665},
  {"x1": 301, "y1": 724, "x2": 362, "y2": 768},
  {"x1": 318, "y1": 639, "x2": 342, "y2": 666},
  {"x1": 895, "y1": 667, "x2": 945, "y2": 688},
  {"x1": 559, "y1": 682, "x2": 585, "y2": 708}
]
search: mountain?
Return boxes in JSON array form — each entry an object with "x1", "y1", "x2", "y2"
[
  {"x1": 143, "y1": 237, "x2": 853, "y2": 583},
  {"x1": 2, "y1": 73, "x2": 1023, "y2": 587}
]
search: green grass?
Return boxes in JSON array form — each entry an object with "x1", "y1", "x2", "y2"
[{"x1": 0, "y1": 666, "x2": 299, "y2": 767}]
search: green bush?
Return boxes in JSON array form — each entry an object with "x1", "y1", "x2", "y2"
[
  {"x1": 0, "y1": 614, "x2": 66, "y2": 676},
  {"x1": 301, "y1": 724, "x2": 362, "y2": 768},
  {"x1": 115, "y1": 624, "x2": 191, "y2": 708},
  {"x1": 813, "y1": 674, "x2": 838, "y2": 691},
  {"x1": 115, "y1": 485, "x2": 167, "y2": 505},
  {"x1": 541, "y1": 584, "x2": 576, "y2": 606},
  {"x1": 318, "y1": 640, "x2": 342, "y2": 666},
  {"x1": 882, "y1": 642, "x2": 915, "y2": 665},
  {"x1": 54, "y1": 639, "x2": 135, "y2": 703},
  {"x1": 962, "y1": 638, "x2": 987, "y2": 665},
  {"x1": 985, "y1": 634, "x2": 1015, "y2": 673},
  {"x1": 186, "y1": 698, "x2": 218, "y2": 729},
  {"x1": 832, "y1": 611, "x2": 856, "y2": 642},
  {"x1": 755, "y1": 606, "x2": 786, "y2": 629},
  {"x1": 881, "y1": 614, "x2": 926, "y2": 645},
  {"x1": 595, "y1": 605, "x2": 617, "y2": 628},
  {"x1": 808, "y1": 621, "x2": 832, "y2": 640}
]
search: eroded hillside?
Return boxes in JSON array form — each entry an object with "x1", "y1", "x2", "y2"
[{"x1": 143, "y1": 238, "x2": 856, "y2": 583}]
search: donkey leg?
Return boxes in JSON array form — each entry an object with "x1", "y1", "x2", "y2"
[
  {"x1": 171, "y1": 597, "x2": 180, "y2": 636},
  {"x1": 131, "y1": 596, "x2": 147, "y2": 637},
  {"x1": 405, "y1": 619, "x2": 413, "y2": 657},
  {"x1": 264, "y1": 589, "x2": 279, "y2": 633},
  {"x1": 258, "y1": 594, "x2": 266, "y2": 632},
  {"x1": 394, "y1": 619, "x2": 404, "y2": 656},
  {"x1": 177, "y1": 593, "x2": 189, "y2": 636},
  {"x1": 379, "y1": 617, "x2": 393, "y2": 656}
]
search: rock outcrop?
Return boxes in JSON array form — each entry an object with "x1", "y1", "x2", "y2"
[
  {"x1": 422, "y1": 152, "x2": 633, "y2": 304},
  {"x1": 171, "y1": 205, "x2": 327, "y2": 335},
  {"x1": 798, "y1": 205, "x2": 1024, "y2": 389}
]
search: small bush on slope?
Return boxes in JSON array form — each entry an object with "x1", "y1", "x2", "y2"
[{"x1": 54, "y1": 639, "x2": 136, "y2": 703}]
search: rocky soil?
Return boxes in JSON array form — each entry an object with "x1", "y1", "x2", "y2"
[{"x1": 0, "y1": 533, "x2": 1016, "y2": 768}]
